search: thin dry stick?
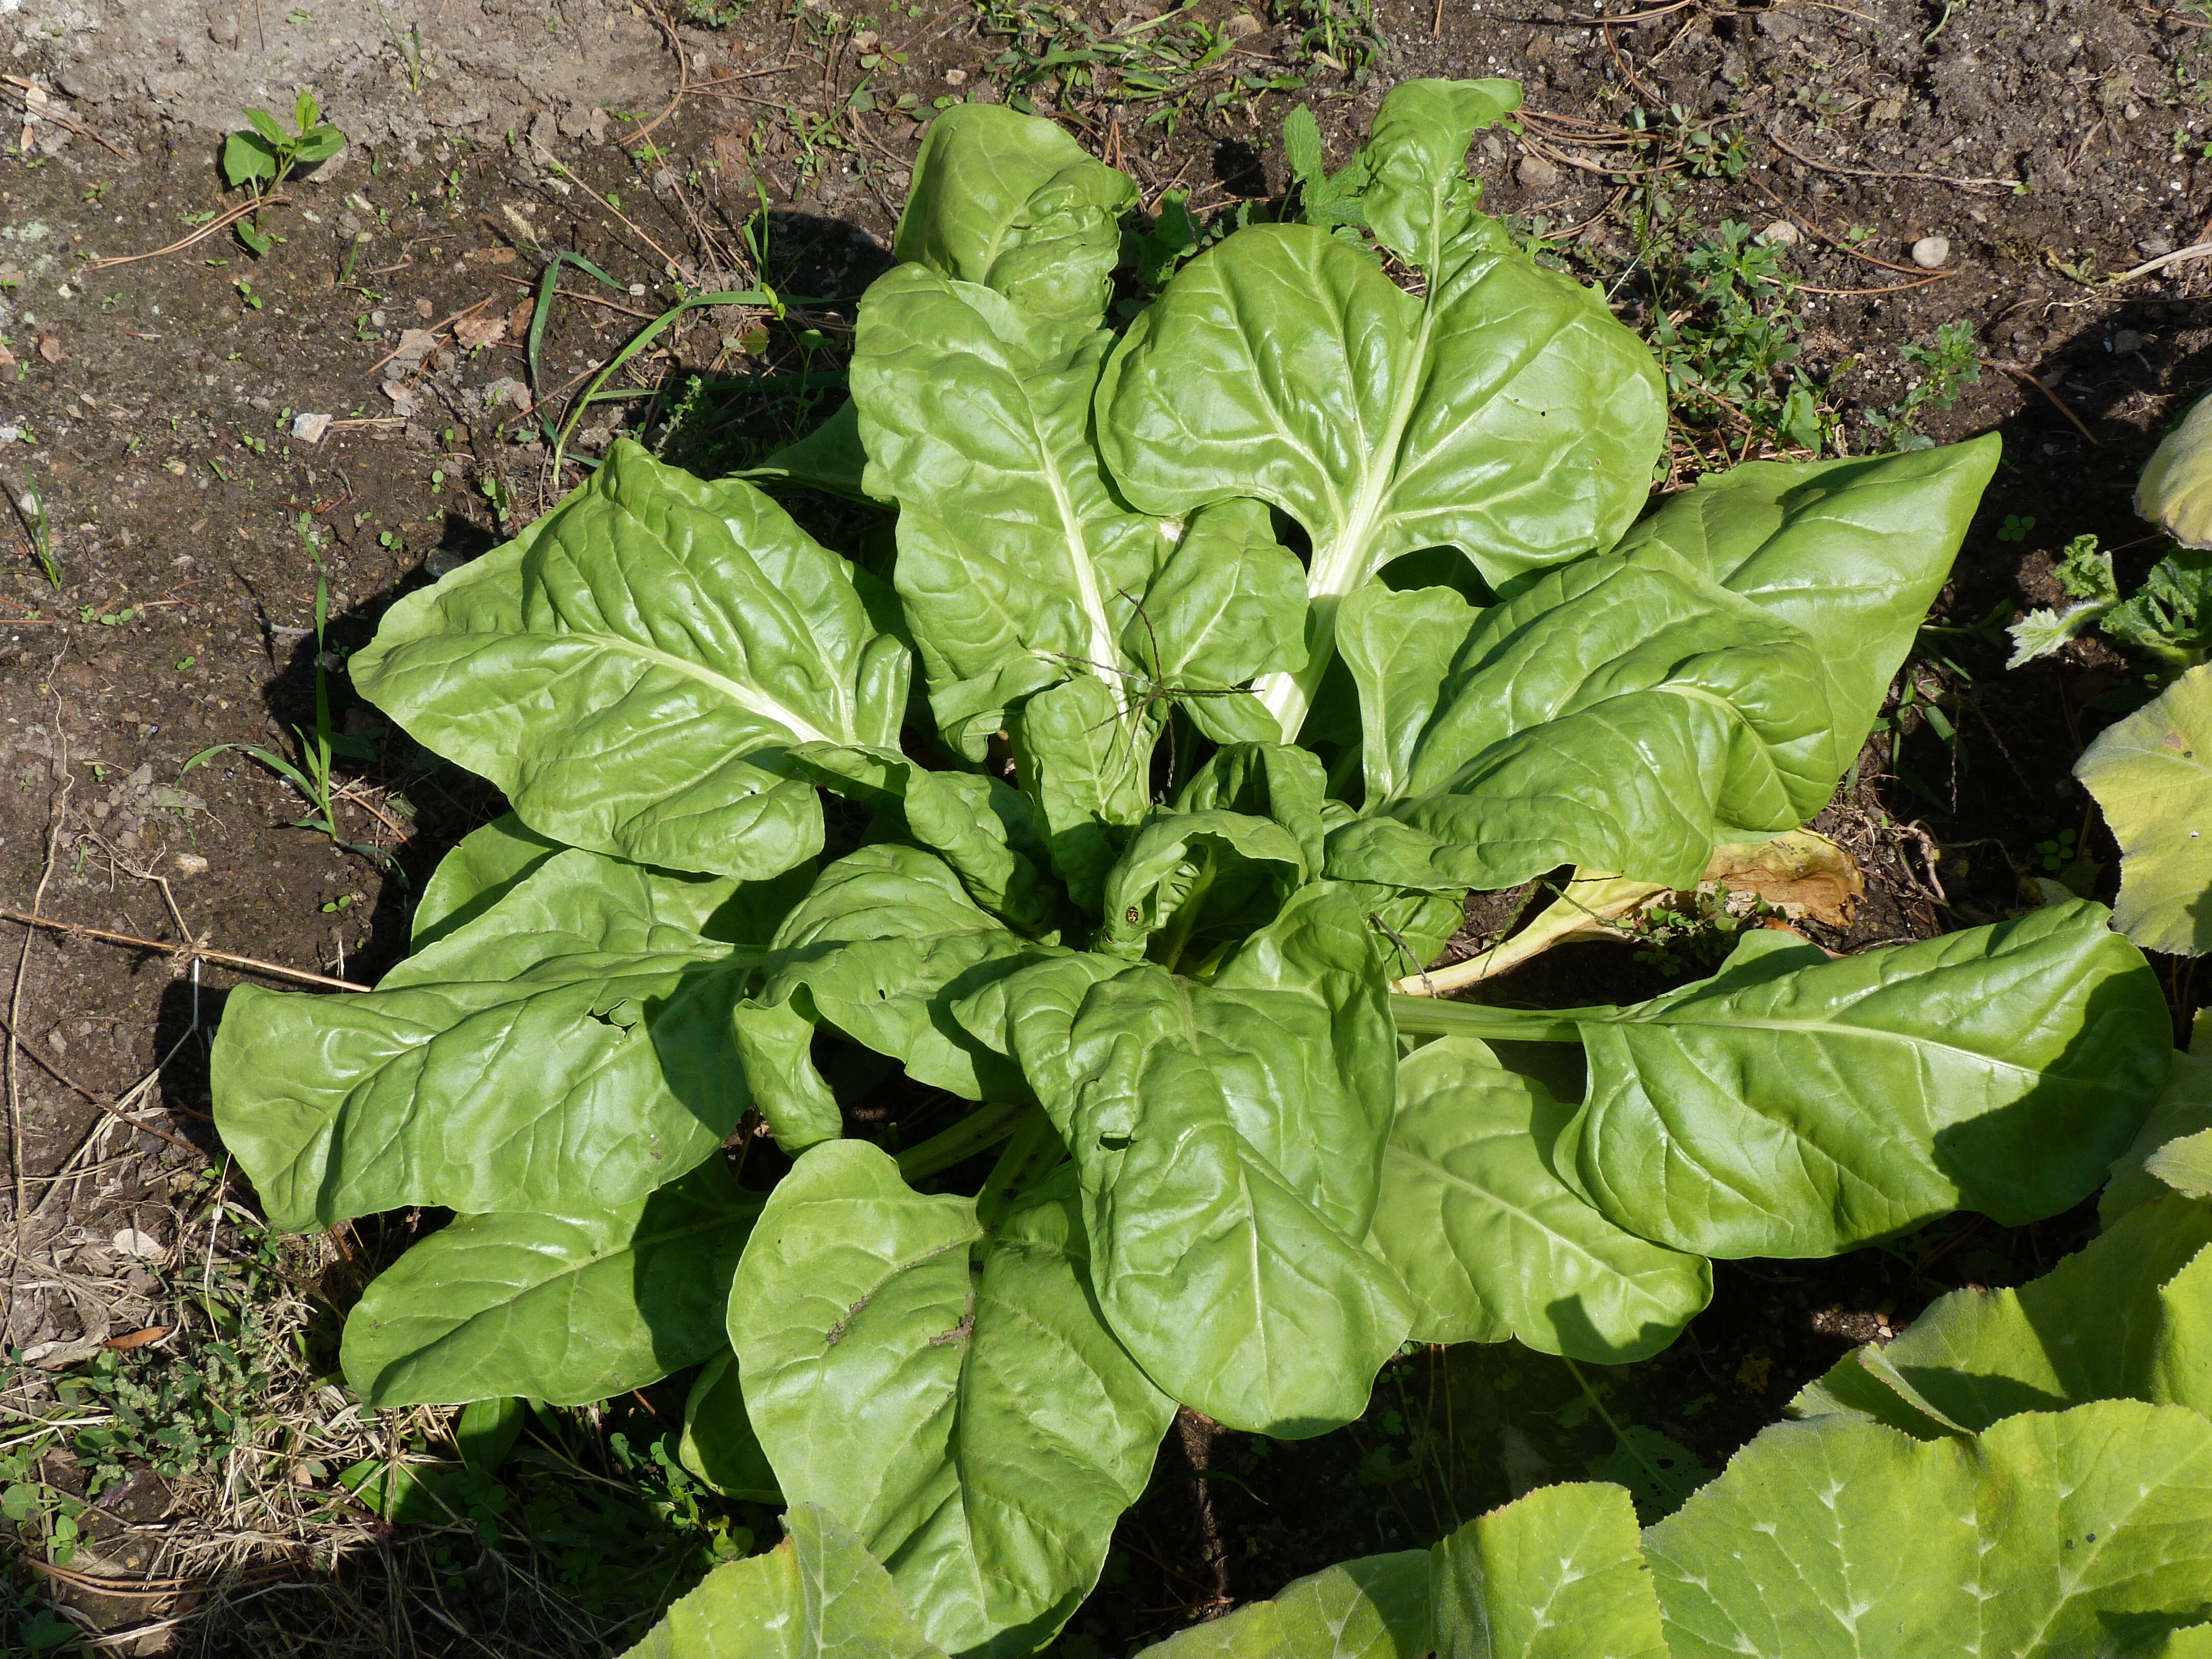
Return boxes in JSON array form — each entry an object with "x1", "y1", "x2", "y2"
[
  {"x1": 1986, "y1": 357, "x2": 2101, "y2": 445},
  {"x1": 628, "y1": 3, "x2": 694, "y2": 151},
  {"x1": 1742, "y1": 171, "x2": 1955, "y2": 278},
  {"x1": 87, "y1": 196, "x2": 290, "y2": 271},
  {"x1": 1, "y1": 76, "x2": 133, "y2": 161},
  {"x1": 361, "y1": 294, "x2": 497, "y2": 377},
  {"x1": 542, "y1": 155, "x2": 684, "y2": 273},
  {"x1": 0, "y1": 909, "x2": 365, "y2": 992},
  {"x1": 1764, "y1": 124, "x2": 2020, "y2": 192},
  {"x1": 8, "y1": 726, "x2": 69, "y2": 1231}
]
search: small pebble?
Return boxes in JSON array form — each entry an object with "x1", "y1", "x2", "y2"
[
  {"x1": 1758, "y1": 219, "x2": 1801, "y2": 247},
  {"x1": 1516, "y1": 154, "x2": 1562, "y2": 192},
  {"x1": 1910, "y1": 235, "x2": 1951, "y2": 270},
  {"x1": 2113, "y1": 329, "x2": 2146, "y2": 354},
  {"x1": 291, "y1": 412, "x2": 332, "y2": 445}
]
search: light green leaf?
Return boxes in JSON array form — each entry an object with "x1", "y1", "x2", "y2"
[
  {"x1": 411, "y1": 812, "x2": 562, "y2": 948},
  {"x1": 2107, "y1": 1048, "x2": 2212, "y2": 1223},
  {"x1": 1003, "y1": 886, "x2": 1412, "y2": 1435},
  {"x1": 1093, "y1": 808, "x2": 1310, "y2": 964},
  {"x1": 1134, "y1": 497, "x2": 1310, "y2": 746},
  {"x1": 1328, "y1": 549, "x2": 1834, "y2": 891},
  {"x1": 1610, "y1": 440, "x2": 2000, "y2": 787},
  {"x1": 222, "y1": 130, "x2": 278, "y2": 186},
  {"x1": 786, "y1": 742, "x2": 1055, "y2": 933},
  {"x1": 1335, "y1": 584, "x2": 1482, "y2": 807},
  {"x1": 341, "y1": 1163, "x2": 759, "y2": 1407},
  {"x1": 618, "y1": 1503, "x2": 947, "y2": 1659},
  {"x1": 733, "y1": 401, "x2": 881, "y2": 503},
  {"x1": 729, "y1": 1142, "x2": 1173, "y2": 1658},
  {"x1": 454, "y1": 1396, "x2": 525, "y2": 1473},
  {"x1": 762, "y1": 844, "x2": 1064, "y2": 1102},
  {"x1": 350, "y1": 439, "x2": 909, "y2": 880},
  {"x1": 1356, "y1": 77, "x2": 1522, "y2": 277},
  {"x1": 729, "y1": 997, "x2": 842, "y2": 1154},
  {"x1": 2075, "y1": 663, "x2": 2212, "y2": 955},
  {"x1": 678, "y1": 1352, "x2": 781, "y2": 1501},
  {"x1": 1011, "y1": 675, "x2": 1153, "y2": 911},
  {"x1": 1789, "y1": 1194, "x2": 2212, "y2": 1437},
  {"x1": 1133, "y1": 1552, "x2": 1430, "y2": 1658},
  {"x1": 212, "y1": 848, "x2": 770, "y2": 1229},
  {"x1": 1097, "y1": 221, "x2": 1665, "y2": 739},
  {"x1": 1431, "y1": 1483, "x2": 1667, "y2": 1659},
  {"x1": 854, "y1": 264, "x2": 1169, "y2": 758},
  {"x1": 2139, "y1": 391, "x2": 2212, "y2": 551},
  {"x1": 1566, "y1": 901, "x2": 2169, "y2": 1257},
  {"x1": 891, "y1": 101, "x2": 1136, "y2": 323},
  {"x1": 2150, "y1": 1131, "x2": 2212, "y2": 1199},
  {"x1": 1372, "y1": 1038, "x2": 1709, "y2": 1363},
  {"x1": 1646, "y1": 1400, "x2": 2212, "y2": 1659}
]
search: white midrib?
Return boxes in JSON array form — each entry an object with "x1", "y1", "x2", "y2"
[
  {"x1": 577, "y1": 628, "x2": 843, "y2": 746},
  {"x1": 1020, "y1": 375, "x2": 1131, "y2": 718},
  {"x1": 1253, "y1": 272, "x2": 1442, "y2": 742}
]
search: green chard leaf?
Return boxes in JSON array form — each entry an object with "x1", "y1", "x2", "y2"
[
  {"x1": 999, "y1": 885, "x2": 1413, "y2": 1435},
  {"x1": 1790, "y1": 1194, "x2": 2212, "y2": 1437},
  {"x1": 677, "y1": 1351, "x2": 782, "y2": 1502},
  {"x1": 341, "y1": 1162, "x2": 759, "y2": 1407},
  {"x1": 1646, "y1": 1400, "x2": 2212, "y2": 1658},
  {"x1": 728, "y1": 1141, "x2": 1173, "y2": 1658},
  {"x1": 1371, "y1": 1038, "x2": 1710, "y2": 1363},
  {"x1": 212, "y1": 846, "x2": 788, "y2": 1230},
  {"x1": 619, "y1": 1502, "x2": 948, "y2": 1659},
  {"x1": 2075, "y1": 663, "x2": 2212, "y2": 955},
  {"x1": 350, "y1": 440, "x2": 909, "y2": 881},
  {"x1": 411, "y1": 812, "x2": 563, "y2": 948}
]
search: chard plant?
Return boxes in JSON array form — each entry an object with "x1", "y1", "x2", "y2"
[{"x1": 214, "y1": 82, "x2": 2173, "y2": 1655}]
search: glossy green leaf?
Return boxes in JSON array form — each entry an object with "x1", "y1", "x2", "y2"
[
  {"x1": 1563, "y1": 901, "x2": 2170, "y2": 1257},
  {"x1": 1134, "y1": 497, "x2": 1310, "y2": 746},
  {"x1": 1093, "y1": 808, "x2": 1310, "y2": 964},
  {"x1": 2138, "y1": 391, "x2": 2212, "y2": 551},
  {"x1": 734, "y1": 401, "x2": 880, "y2": 503},
  {"x1": 342, "y1": 1162, "x2": 759, "y2": 1407},
  {"x1": 2075, "y1": 663, "x2": 2212, "y2": 955},
  {"x1": 1431, "y1": 1482, "x2": 1667, "y2": 1659},
  {"x1": 1133, "y1": 1552, "x2": 1431, "y2": 1658},
  {"x1": 1608, "y1": 440, "x2": 2001, "y2": 788},
  {"x1": 1356, "y1": 77, "x2": 1522, "y2": 276},
  {"x1": 729, "y1": 996, "x2": 842, "y2": 1154},
  {"x1": 1646, "y1": 1400, "x2": 2212, "y2": 1659},
  {"x1": 454, "y1": 1396, "x2": 525, "y2": 1473},
  {"x1": 1371, "y1": 1038, "x2": 1709, "y2": 1362},
  {"x1": 213, "y1": 848, "x2": 773, "y2": 1230},
  {"x1": 1011, "y1": 674, "x2": 1153, "y2": 910},
  {"x1": 891, "y1": 101, "x2": 1136, "y2": 323},
  {"x1": 1002, "y1": 886, "x2": 1412, "y2": 1435},
  {"x1": 678, "y1": 1352, "x2": 781, "y2": 1501},
  {"x1": 412, "y1": 812, "x2": 561, "y2": 947},
  {"x1": 1097, "y1": 219, "x2": 1665, "y2": 739},
  {"x1": 618, "y1": 1503, "x2": 947, "y2": 1659},
  {"x1": 854, "y1": 264, "x2": 1169, "y2": 758},
  {"x1": 1790, "y1": 1194, "x2": 2212, "y2": 1437},
  {"x1": 730, "y1": 1142, "x2": 1173, "y2": 1658},
  {"x1": 350, "y1": 439, "x2": 909, "y2": 879},
  {"x1": 1326, "y1": 548, "x2": 1836, "y2": 892},
  {"x1": 761, "y1": 844, "x2": 1064, "y2": 1102},
  {"x1": 2105, "y1": 1041, "x2": 2212, "y2": 1223}
]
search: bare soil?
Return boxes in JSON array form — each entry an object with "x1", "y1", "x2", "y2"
[{"x1": 1, "y1": 0, "x2": 2208, "y2": 1650}]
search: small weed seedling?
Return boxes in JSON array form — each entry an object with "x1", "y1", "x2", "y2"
[
  {"x1": 222, "y1": 90, "x2": 347, "y2": 256},
  {"x1": 1863, "y1": 320, "x2": 1982, "y2": 450}
]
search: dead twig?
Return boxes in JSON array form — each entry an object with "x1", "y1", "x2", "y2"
[
  {"x1": 1764, "y1": 124, "x2": 2021, "y2": 193},
  {"x1": 87, "y1": 197, "x2": 290, "y2": 271},
  {"x1": 1741, "y1": 171, "x2": 1956, "y2": 278},
  {"x1": 0, "y1": 908, "x2": 366, "y2": 993},
  {"x1": 1985, "y1": 357, "x2": 2101, "y2": 446},
  {"x1": 361, "y1": 294, "x2": 497, "y2": 377}
]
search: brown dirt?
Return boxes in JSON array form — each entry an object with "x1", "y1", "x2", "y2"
[{"x1": 1, "y1": 0, "x2": 2208, "y2": 1650}]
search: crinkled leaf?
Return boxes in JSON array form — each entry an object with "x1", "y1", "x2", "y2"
[
  {"x1": 891, "y1": 101, "x2": 1136, "y2": 324},
  {"x1": 678, "y1": 1351, "x2": 781, "y2": 1502},
  {"x1": 212, "y1": 848, "x2": 771, "y2": 1229},
  {"x1": 412, "y1": 813, "x2": 562, "y2": 948},
  {"x1": 1097, "y1": 220, "x2": 1665, "y2": 739},
  {"x1": 1610, "y1": 440, "x2": 2000, "y2": 785},
  {"x1": 1790, "y1": 1195, "x2": 2212, "y2": 1437},
  {"x1": 1355, "y1": 77, "x2": 1522, "y2": 276},
  {"x1": 1560, "y1": 902, "x2": 2170, "y2": 1257},
  {"x1": 786, "y1": 741, "x2": 1056, "y2": 932},
  {"x1": 1093, "y1": 808, "x2": 1310, "y2": 963},
  {"x1": 1372, "y1": 1038, "x2": 1709, "y2": 1362},
  {"x1": 2108, "y1": 1048, "x2": 2212, "y2": 1223},
  {"x1": 1133, "y1": 1552, "x2": 1430, "y2": 1659},
  {"x1": 729, "y1": 996, "x2": 843, "y2": 1154},
  {"x1": 350, "y1": 439, "x2": 908, "y2": 879},
  {"x1": 854, "y1": 265, "x2": 1168, "y2": 758},
  {"x1": 2007, "y1": 598, "x2": 2115, "y2": 668},
  {"x1": 1134, "y1": 498, "x2": 1310, "y2": 746},
  {"x1": 762, "y1": 845, "x2": 1064, "y2": 1101},
  {"x1": 730, "y1": 1142, "x2": 1172, "y2": 1658},
  {"x1": 341, "y1": 1163, "x2": 759, "y2": 1407},
  {"x1": 1328, "y1": 550, "x2": 1833, "y2": 891},
  {"x1": 1430, "y1": 1482, "x2": 1668, "y2": 1659},
  {"x1": 618, "y1": 1503, "x2": 947, "y2": 1659},
  {"x1": 2076, "y1": 663, "x2": 2212, "y2": 956},
  {"x1": 1011, "y1": 674, "x2": 1154, "y2": 912},
  {"x1": 734, "y1": 401, "x2": 881, "y2": 503},
  {"x1": 1002, "y1": 886, "x2": 1412, "y2": 1435},
  {"x1": 2105, "y1": 547, "x2": 2212, "y2": 670},
  {"x1": 1646, "y1": 1400, "x2": 2212, "y2": 1659}
]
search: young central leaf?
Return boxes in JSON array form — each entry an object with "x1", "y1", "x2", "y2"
[
  {"x1": 350, "y1": 441, "x2": 908, "y2": 881},
  {"x1": 727, "y1": 1141, "x2": 1173, "y2": 1658}
]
